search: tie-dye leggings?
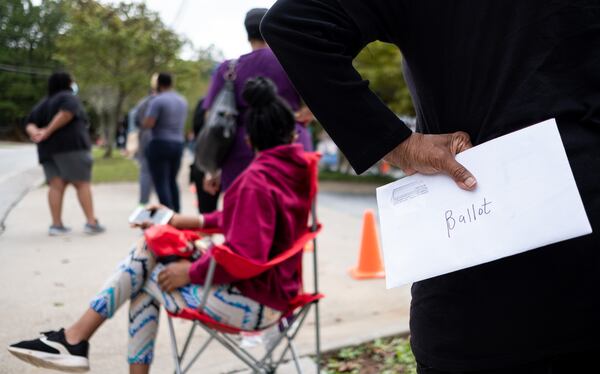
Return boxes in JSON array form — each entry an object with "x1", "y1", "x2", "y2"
[{"x1": 89, "y1": 238, "x2": 281, "y2": 365}]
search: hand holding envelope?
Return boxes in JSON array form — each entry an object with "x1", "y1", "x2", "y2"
[
  {"x1": 384, "y1": 130, "x2": 477, "y2": 191},
  {"x1": 376, "y1": 119, "x2": 592, "y2": 288}
]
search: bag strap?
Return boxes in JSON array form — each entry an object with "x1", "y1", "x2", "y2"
[{"x1": 223, "y1": 59, "x2": 238, "y2": 82}]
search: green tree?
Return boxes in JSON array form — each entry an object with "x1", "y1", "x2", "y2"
[
  {"x1": 0, "y1": 0, "x2": 65, "y2": 138},
  {"x1": 354, "y1": 41, "x2": 415, "y2": 116},
  {"x1": 169, "y1": 53, "x2": 217, "y2": 134},
  {"x1": 57, "y1": 0, "x2": 183, "y2": 156}
]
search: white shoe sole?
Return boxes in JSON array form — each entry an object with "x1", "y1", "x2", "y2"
[{"x1": 8, "y1": 346, "x2": 89, "y2": 372}]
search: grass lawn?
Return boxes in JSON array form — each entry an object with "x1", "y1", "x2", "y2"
[
  {"x1": 90, "y1": 150, "x2": 394, "y2": 185},
  {"x1": 323, "y1": 336, "x2": 416, "y2": 374},
  {"x1": 91, "y1": 148, "x2": 139, "y2": 183},
  {"x1": 319, "y1": 170, "x2": 395, "y2": 185}
]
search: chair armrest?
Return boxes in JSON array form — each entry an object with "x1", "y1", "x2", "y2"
[
  {"x1": 197, "y1": 227, "x2": 224, "y2": 236},
  {"x1": 210, "y1": 224, "x2": 322, "y2": 280},
  {"x1": 198, "y1": 256, "x2": 217, "y2": 312}
]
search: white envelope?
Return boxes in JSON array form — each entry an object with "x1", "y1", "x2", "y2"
[{"x1": 376, "y1": 119, "x2": 592, "y2": 288}]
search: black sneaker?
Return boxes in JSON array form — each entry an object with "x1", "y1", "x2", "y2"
[{"x1": 7, "y1": 328, "x2": 90, "y2": 372}]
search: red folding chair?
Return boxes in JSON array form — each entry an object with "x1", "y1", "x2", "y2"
[{"x1": 165, "y1": 152, "x2": 324, "y2": 373}]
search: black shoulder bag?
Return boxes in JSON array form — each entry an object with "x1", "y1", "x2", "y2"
[{"x1": 194, "y1": 60, "x2": 238, "y2": 174}]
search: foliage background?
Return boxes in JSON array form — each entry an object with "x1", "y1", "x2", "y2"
[
  {"x1": 0, "y1": 0, "x2": 218, "y2": 155},
  {"x1": 1, "y1": 1, "x2": 414, "y2": 156},
  {"x1": 0, "y1": 0, "x2": 65, "y2": 138},
  {"x1": 354, "y1": 41, "x2": 415, "y2": 117}
]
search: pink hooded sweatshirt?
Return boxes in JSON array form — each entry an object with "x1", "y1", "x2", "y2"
[{"x1": 188, "y1": 144, "x2": 312, "y2": 311}]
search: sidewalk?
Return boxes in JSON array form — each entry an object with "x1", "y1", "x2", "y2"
[{"x1": 0, "y1": 181, "x2": 411, "y2": 373}]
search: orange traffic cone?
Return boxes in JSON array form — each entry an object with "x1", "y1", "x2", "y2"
[
  {"x1": 380, "y1": 160, "x2": 391, "y2": 175},
  {"x1": 349, "y1": 209, "x2": 385, "y2": 279}
]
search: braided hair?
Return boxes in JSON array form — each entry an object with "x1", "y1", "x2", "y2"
[{"x1": 242, "y1": 76, "x2": 296, "y2": 151}]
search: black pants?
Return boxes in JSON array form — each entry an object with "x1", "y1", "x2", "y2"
[
  {"x1": 417, "y1": 350, "x2": 599, "y2": 374},
  {"x1": 189, "y1": 165, "x2": 219, "y2": 214},
  {"x1": 146, "y1": 139, "x2": 183, "y2": 212},
  {"x1": 264, "y1": 0, "x2": 600, "y2": 371}
]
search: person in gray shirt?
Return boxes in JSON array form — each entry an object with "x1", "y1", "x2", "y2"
[
  {"x1": 143, "y1": 72, "x2": 188, "y2": 212},
  {"x1": 129, "y1": 74, "x2": 158, "y2": 206}
]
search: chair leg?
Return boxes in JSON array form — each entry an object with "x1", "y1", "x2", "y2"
[
  {"x1": 179, "y1": 322, "x2": 197, "y2": 363},
  {"x1": 181, "y1": 335, "x2": 214, "y2": 374},
  {"x1": 315, "y1": 302, "x2": 322, "y2": 373},
  {"x1": 288, "y1": 340, "x2": 304, "y2": 374},
  {"x1": 167, "y1": 316, "x2": 183, "y2": 374},
  {"x1": 199, "y1": 325, "x2": 265, "y2": 372},
  {"x1": 269, "y1": 313, "x2": 311, "y2": 371},
  {"x1": 221, "y1": 332, "x2": 263, "y2": 366}
]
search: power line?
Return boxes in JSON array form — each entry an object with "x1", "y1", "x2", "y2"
[
  {"x1": 0, "y1": 63, "x2": 51, "y2": 76},
  {"x1": 171, "y1": 0, "x2": 189, "y2": 26}
]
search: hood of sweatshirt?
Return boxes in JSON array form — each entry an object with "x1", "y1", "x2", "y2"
[{"x1": 249, "y1": 144, "x2": 312, "y2": 197}]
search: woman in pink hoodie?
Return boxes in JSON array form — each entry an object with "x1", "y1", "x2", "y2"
[{"x1": 9, "y1": 77, "x2": 313, "y2": 374}]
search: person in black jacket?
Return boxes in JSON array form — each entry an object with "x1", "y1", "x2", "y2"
[{"x1": 262, "y1": 1, "x2": 600, "y2": 373}]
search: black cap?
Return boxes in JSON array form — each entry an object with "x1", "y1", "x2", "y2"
[{"x1": 245, "y1": 8, "x2": 268, "y2": 41}]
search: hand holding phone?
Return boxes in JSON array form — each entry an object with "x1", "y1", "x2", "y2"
[{"x1": 128, "y1": 206, "x2": 174, "y2": 228}]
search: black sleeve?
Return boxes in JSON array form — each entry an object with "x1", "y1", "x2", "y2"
[
  {"x1": 56, "y1": 92, "x2": 80, "y2": 115},
  {"x1": 24, "y1": 100, "x2": 45, "y2": 129},
  {"x1": 25, "y1": 108, "x2": 40, "y2": 127},
  {"x1": 261, "y1": 0, "x2": 412, "y2": 173}
]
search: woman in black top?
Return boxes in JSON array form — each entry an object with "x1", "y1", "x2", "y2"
[
  {"x1": 262, "y1": 1, "x2": 600, "y2": 373},
  {"x1": 25, "y1": 72, "x2": 105, "y2": 236}
]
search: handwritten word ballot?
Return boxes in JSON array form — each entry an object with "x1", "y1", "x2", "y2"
[
  {"x1": 376, "y1": 119, "x2": 592, "y2": 288},
  {"x1": 445, "y1": 198, "x2": 493, "y2": 238}
]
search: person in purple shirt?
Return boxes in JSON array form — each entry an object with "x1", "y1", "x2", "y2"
[{"x1": 202, "y1": 7, "x2": 313, "y2": 193}]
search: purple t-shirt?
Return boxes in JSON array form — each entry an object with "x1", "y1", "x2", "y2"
[{"x1": 203, "y1": 47, "x2": 312, "y2": 190}]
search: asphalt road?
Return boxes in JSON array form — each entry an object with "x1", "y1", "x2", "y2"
[
  {"x1": 0, "y1": 143, "x2": 37, "y2": 179},
  {"x1": 0, "y1": 143, "x2": 384, "y2": 234},
  {"x1": 318, "y1": 191, "x2": 378, "y2": 218},
  {"x1": 0, "y1": 143, "x2": 42, "y2": 233}
]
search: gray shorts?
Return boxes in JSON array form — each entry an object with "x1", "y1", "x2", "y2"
[{"x1": 42, "y1": 150, "x2": 93, "y2": 183}]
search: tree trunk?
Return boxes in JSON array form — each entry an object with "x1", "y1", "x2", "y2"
[{"x1": 101, "y1": 111, "x2": 113, "y2": 158}]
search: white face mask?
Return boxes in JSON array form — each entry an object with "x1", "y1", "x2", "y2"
[{"x1": 71, "y1": 82, "x2": 79, "y2": 95}]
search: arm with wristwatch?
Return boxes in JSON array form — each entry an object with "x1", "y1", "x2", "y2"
[{"x1": 132, "y1": 204, "x2": 222, "y2": 232}]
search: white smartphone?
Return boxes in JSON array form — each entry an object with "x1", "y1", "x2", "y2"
[{"x1": 128, "y1": 206, "x2": 174, "y2": 225}]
